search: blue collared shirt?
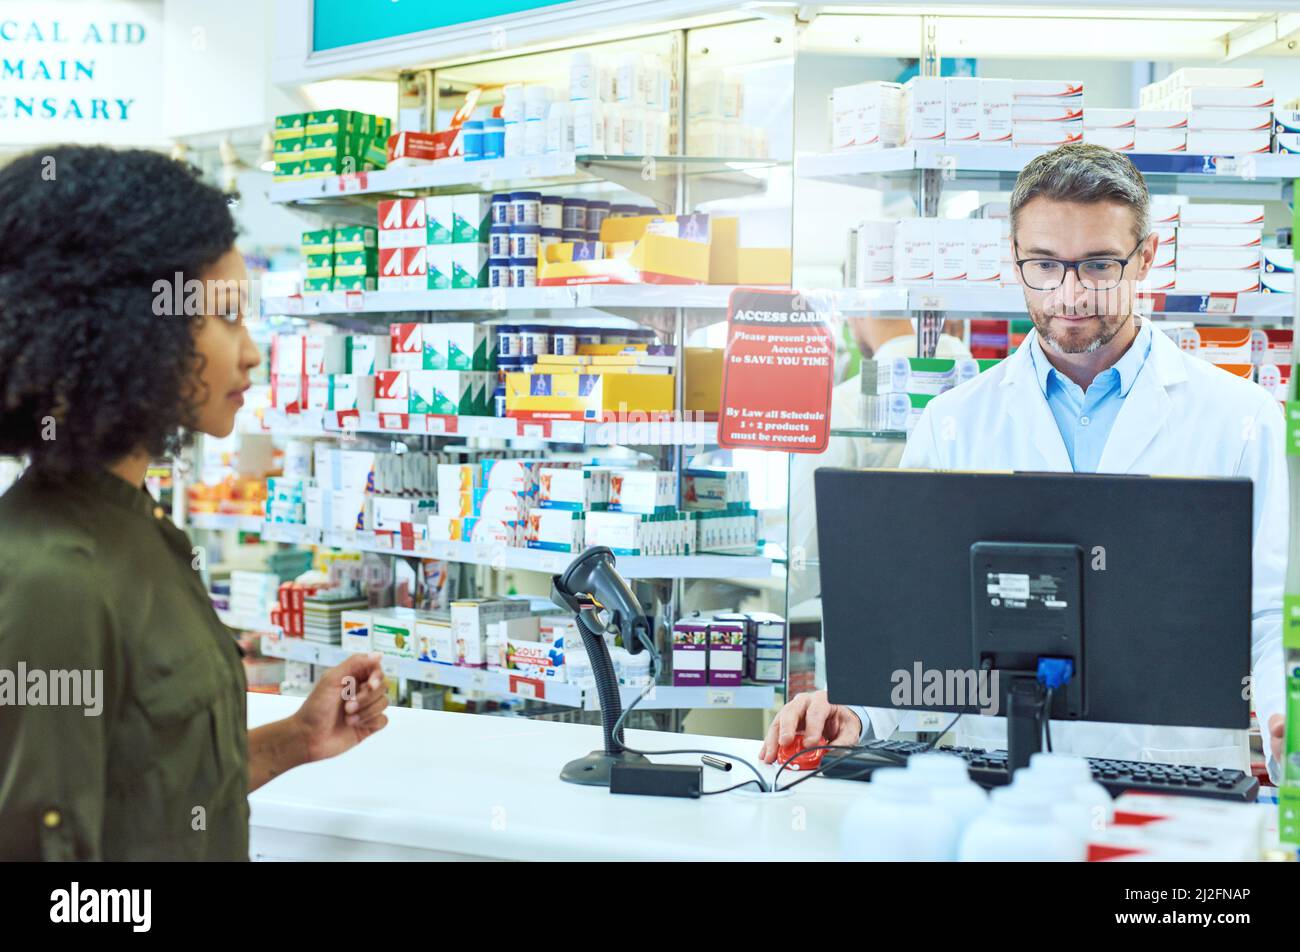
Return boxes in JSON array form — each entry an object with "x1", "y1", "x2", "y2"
[{"x1": 1027, "y1": 320, "x2": 1154, "y2": 473}]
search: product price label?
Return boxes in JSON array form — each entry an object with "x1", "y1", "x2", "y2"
[
  {"x1": 338, "y1": 172, "x2": 369, "y2": 192},
  {"x1": 916, "y1": 293, "x2": 943, "y2": 310},
  {"x1": 344, "y1": 291, "x2": 364, "y2": 311},
  {"x1": 707, "y1": 689, "x2": 735, "y2": 707},
  {"x1": 718, "y1": 288, "x2": 835, "y2": 453},
  {"x1": 516, "y1": 419, "x2": 552, "y2": 438},
  {"x1": 283, "y1": 295, "x2": 304, "y2": 315},
  {"x1": 509, "y1": 675, "x2": 545, "y2": 700},
  {"x1": 1204, "y1": 293, "x2": 1238, "y2": 315},
  {"x1": 426, "y1": 414, "x2": 460, "y2": 436},
  {"x1": 380, "y1": 656, "x2": 400, "y2": 677},
  {"x1": 380, "y1": 413, "x2": 410, "y2": 431}
]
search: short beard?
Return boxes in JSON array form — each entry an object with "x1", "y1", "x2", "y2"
[{"x1": 1029, "y1": 300, "x2": 1132, "y2": 356}]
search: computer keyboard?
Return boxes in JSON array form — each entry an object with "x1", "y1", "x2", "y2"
[{"x1": 818, "y1": 740, "x2": 1260, "y2": 802}]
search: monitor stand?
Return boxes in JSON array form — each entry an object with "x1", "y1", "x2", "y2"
[{"x1": 1005, "y1": 674, "x2": 1047, "y2": 775}]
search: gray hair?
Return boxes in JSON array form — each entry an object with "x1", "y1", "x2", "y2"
[{"x1": 1009, "y1": 143, "x2": 1150, "y2": 242}]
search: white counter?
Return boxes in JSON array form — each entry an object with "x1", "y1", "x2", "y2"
[{"x1": 247, "y1": 692, "x2": 862, "y2": 861}]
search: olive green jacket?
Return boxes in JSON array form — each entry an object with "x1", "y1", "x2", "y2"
[{"x1": 0, "y1": 467, "x2": 249, "y2": 860}]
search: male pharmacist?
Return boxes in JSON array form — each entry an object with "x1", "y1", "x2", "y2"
[{"x1": 763, "y1": 142, "x2": 1287, "y2": 779}]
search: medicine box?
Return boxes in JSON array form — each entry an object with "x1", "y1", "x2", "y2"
[
  {"x1": 672, "y1": 621, "x2": 709, "y2": 686},
  {"x1": 902, "y1": 76, "x2": 946, "y2": 144},
  {"x1": 1185, "y1": 131, "x2": 1271, "y2": 154},
  {"x1": 414, "y1": 618, "x2": 455, "y2": 665},
  {"x1": 707, "y1": 620, "x2": 745, "y2": 686},
  {"x1": 1176, "y1": 226, "x2": 1261, "y2": 248},
  {"x1": 944, "y1": 78, "x2": 981, "y2": 143},
  {"x1": 424, "y1": 195, "x2": 454, "y2": 244},
  {"x1": 525, "y1": 508, "x2": 584, "y2": 552},
  {"x1": 830, "y1": 81, "x2": 903, "y2": 150},
  {"x1": 893, "y1": 218, "x2": 936, "y2": 283},
  {"x1": 340, "y1": 611, "x2": 371, "y2": 652},
  {"x1": 388, "y1": 323, "x2": 423, "y2": 370},
  {"x1": 1174, "y1": 246, "x2": 1261, "y2": 272},
  {"x1": 1173, "y1": 270, "x2": 1261, "y2": 294},
  {"x1": 1178, "y1": 204, "x2": 1264, "y2": 226},
  {"x1": 855, "y1": 220, "x2": 896, "y2": 285},
  {"x1": 977, "y1": 79, "x2": 1012, "y2": 144},
  {"x1": 374, "y1": 370, "x2": 409, "y2": 415},
  {"x1": 378, "y1": 198, "x2": 426, "y2": 248},
  {"x1": 1083, "y1": 128, "x2": 1135, "y2": 151},
  {"x1": 346, "y1": 334, "x2": 390, "y2": 374},
  {"x1": 371, "y1": 610, "x2": 417, "y2": 660}
]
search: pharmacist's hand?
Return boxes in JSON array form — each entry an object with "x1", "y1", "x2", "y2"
[
  {"x1": 294, "y1": 653, "x2": 390, "y2": 763},
  {"x1": 759, "y1": 690, "x2": 861, "y2": 764},
  {"x1": 1268, "y1": 714, "x2": 1285, "y2": 766}
]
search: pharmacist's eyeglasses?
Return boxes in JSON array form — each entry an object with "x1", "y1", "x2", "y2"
[{"x1": 1014, "y1": 237, "x2": 1147, "y2": 291}]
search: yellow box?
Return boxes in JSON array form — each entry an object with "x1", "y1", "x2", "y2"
[
  {"x1": 736, "y1": 247, "x2": 792, "y2": 286},
  {"x1": 684, "y1": 347, "x2": 724, "y2": 415},
  {"x1": 577, "y1": 344, "x2": 649, "y2": 356},
  {"x1": 599, "y1": 214, "x2": 677, "y2": 243},
  {"x1": 709, "y1": 217, "x2": 740, "y2": 284},
  {"x1": 505, "y1": 372, "x2": 675, "y2": 421}
]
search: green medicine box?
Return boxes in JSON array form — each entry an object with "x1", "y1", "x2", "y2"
[
  {"x1": 334, "y1": 249, "x2": 378, "y2": 278},
  {"x1": 274, "y1": 113, "x2": 307, "y2": 137},
  {"x1": 333, "y1": 275, "x2": 376, "y2": 292},
  {"x1": 305, "y1": 253, "x2": 335, "y2": 280},
  {"x1": 273, "y1": 161, "x2": 304, "y2": 182},
  {"x1": 303, "y1": 277, "x2": 333, "y2": 294},
  {"x1": 333, "y1": 226, "x2": 377, "y2": 253},
  {"x1": 301, "y1": 230, "x2": 334, "y2": 254}
]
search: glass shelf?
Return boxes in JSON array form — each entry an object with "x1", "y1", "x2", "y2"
[{"x1": 828, "y1": 427, "x2": 909, "y2": 440}]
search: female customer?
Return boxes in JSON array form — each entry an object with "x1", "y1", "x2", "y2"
[{"x1": 0, "y1": 146, "x2": 389, "y2": 860}]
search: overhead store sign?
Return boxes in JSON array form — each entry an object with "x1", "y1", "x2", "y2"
[
  {"x1": 312, "y1": 0, "x2": 575, "y2": 51},
  {"x1": 0, "y1": 0, "x2": 162, "y2": 146},
  {"x1": 718, "y1": 288, "x2": 835, "y2": 454}
]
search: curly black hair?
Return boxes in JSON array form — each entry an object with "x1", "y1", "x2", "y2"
[{"x1": 0, "y1": 146, "x2": 237, "y2": 477}]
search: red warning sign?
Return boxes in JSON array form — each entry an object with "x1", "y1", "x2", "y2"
[{"x1": 718, "y1": 288, "x2": 835, "y2": 454}]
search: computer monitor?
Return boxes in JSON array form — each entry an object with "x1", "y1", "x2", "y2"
[{"x1": 814, "y1": 469, "x2": 1254, "y2": 770}]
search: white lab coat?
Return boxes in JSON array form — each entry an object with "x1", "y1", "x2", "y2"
[{"x1": 850, "y1": 326, "x2": 1287, "y2": 777}]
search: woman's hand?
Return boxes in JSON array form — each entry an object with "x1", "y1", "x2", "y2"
[{"x1": 293, "y1": 653, "x2": 390, "y2": 764}]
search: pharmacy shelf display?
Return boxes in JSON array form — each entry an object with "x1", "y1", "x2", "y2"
[
  {"x1": 799, "y1": 144, "x2": 1300, "y2": 186},
  {"x1": 190, "y1": 513, "x2": 265, "y2": 532},
  {"x1": 262, "y1": 283, "x2": 744, "y2": 317},
  {"x1": 268, "y1": 152, "x2": 783, "y2": 207},
  {"x1": 260, "y1": 634, "x2": 777, "y2": 711},
  {"x1": 258, "y1": 521, "x2": 774, "y2": 580},
  {"x1": 258, "y1": 408, "x2": 718, "y2": 445}
]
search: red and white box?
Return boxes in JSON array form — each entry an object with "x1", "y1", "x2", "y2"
[
  {"x1": 271, "y1": 373, "x2": 305, "y2": 414},
  {"x1": 1257, "y1": 362, "x2": 1291, "y2": 399},
  {"x1": 1175, "y1": 246, "x2": 1262, "y2": 271},
  {"x1": 1082, "y1": 128, "x2": 1134, "y2": 151},
  {"x1": 374, "y1": 370, "x2": 409, "y2": 414},
  {"x1": 977, "y1": 78, "x2": 1012, "y2": 144},
  {"x1": 378, "y1": 246, "x2": 405, "y2": 292},
  {"x1": 1142, "y1": 266, "x2": 1175, "y2": 291},
  {"x1": 1134, "y1": 130, "x2": 1186, "y2": 152},
  {"x1": 387, "y1": 130, "x2": 454, "y2": 167},
  {"x1": 388, "y1": 322, "x2": 423, "y2": 370},
  {"x1": 1012, "y1": 79, "x2": 1083, "y2": 99},
  {"x1": 402, "y1": 246, "x2": 428, "y2": 291},
  {"x1": 1151, "y1": 241, "x2": 1177, "y2": 270},
  {"x1": 1252, "y1": 328, "x2": 1293, "y2": 366},
  {"x1": 1011, "y1": 103, "x2": 1083, "y2": 122},
  {"x1": 1187, "y1": 108, "x2": 1273, "y2": 131},
  {"x1": 1176, "y1": 225, "x2": 1261, "y2": 248},
  {"x1": 1174, "y1": 270, "x2": 1261, "y2": 294},
  {"x1": 1186, "y1": 130, "x2": 1272, "y2": 154},
  {"x1": 902, "y1": 76, "x2": 946, "y2": 144},
  {"x1": 944, "y1": 78, "x2": 982, "y2": 143},
  {"x1": 378, "y1": 198, "x2": 426, "y2": 248},
  {"x1": 303, "y1": 335, "x2": 345, "y2": 375},
  {"x1": 305, "y1": 374, "x2": 331, "y2": 411},
  {"x1": 1012, "y1": 121, "x2": 1082, "y2": 146},
  {"x1": 1082, "y1": 108, "x2": 1135, "y2": 129},
  {"x1": 1178, "y1": 203, "x2": 1264, "y2": 226},
  {"x1": 271, "y1": 333, "x2": 304, "y2": 375},
  {"x1": 1135, "y1": 109, "x2": 1188, "y2": 129}
]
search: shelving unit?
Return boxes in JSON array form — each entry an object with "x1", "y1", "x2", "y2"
[
  {"x1": 190, "y1": 513, "x2": 265, "y2": 532},
  {"x1": 260, "y1": 634, "x2": 776, "y2": 711},
  {"x1": 258, "y1": 521, "x2": 774, "y2": 579}
]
